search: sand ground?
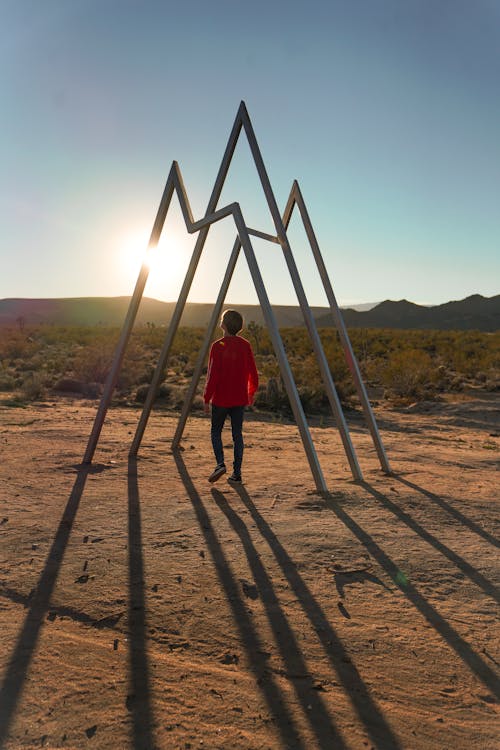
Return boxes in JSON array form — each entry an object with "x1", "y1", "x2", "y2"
[{"x1": 0, "y1": 393, "x2": 499, "y2": 749}]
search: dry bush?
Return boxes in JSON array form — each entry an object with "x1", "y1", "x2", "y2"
[
  {"x1": 20, "y1": 372, "x2": 46, "y2": 401},
  {"x1": 381, "y1": 349, "x2": 438, "y2": 400},
  {"x1": 72, "y1": 338, "x2": 146, "y2": 391},
  {"x1": 0, "y1": 368, "x2": 17, "y2": 391}
]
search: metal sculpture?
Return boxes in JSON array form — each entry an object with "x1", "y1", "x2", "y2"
[{"x1": 83, "y1": 101, "x2": 390, "y2": 491}]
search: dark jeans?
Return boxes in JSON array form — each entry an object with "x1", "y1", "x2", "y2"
[{"x1": 210, "y1": 404, "x2": 245, "y2": 475}]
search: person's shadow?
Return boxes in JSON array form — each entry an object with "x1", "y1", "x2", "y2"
[
  {"x1": 173, "y1": 452, "x2": 311, "y2": 749},
  {"x1": 225, "y1": 481, "x2": 402, "y2": 750},
  {"x1": 211, "y1": 487, "x2": 344, "y2": 750}
]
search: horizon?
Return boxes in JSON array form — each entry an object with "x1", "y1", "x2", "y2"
[
  {"x1": 1, "y1": 290, "x2": 497, "y2": 310},
  {"x1": 2, "y1": 2, "x2": 499, "y2": 307}
]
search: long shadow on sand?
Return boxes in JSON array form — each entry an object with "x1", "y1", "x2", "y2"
[
  {"x1": 212, "y1": 488, "x2": 345, "y2": 750},
  {"x1": 227, "y1": 483, "x2": 401, "y2": 750},
  {"x1": 174, "y1": 453, "x2": 317, "y2": 750},
  {"x1": 360, "y1": 481, "x2": 500, "y2": 606},
  {"x1": 394, "y1": 475, "x2": 500, "y2": 550},
  {"x1": 0, "y1": 465, "x2": 92, "y2": 748},
  {"x1": 127, "y1": 458, "x2": 156, "y2": 750},
  {"x1": 324, "y1": 492, "x2": 500, "y2": 700}
]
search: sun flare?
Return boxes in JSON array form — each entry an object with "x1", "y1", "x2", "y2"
[{"x1": 118, "y1": 227, "x2": 191, "y2": 300}]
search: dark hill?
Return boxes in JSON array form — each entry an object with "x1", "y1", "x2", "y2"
[
  {"x1": 0, "y1": 297, "x2": 327, "y2": 329},
  {"x1": 0, "y1": 294, "x2": 498, "y2": 331},
  {"x1": 332, "y1": 294, "x2": 500, "y2": 331}
]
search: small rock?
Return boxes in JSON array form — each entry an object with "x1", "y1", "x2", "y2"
[
  {"x1": 240, "y1": 580, "x2": 258, "y2": 600},
  {"x1": 220, "y1": 653, "x2": 239, "y2": 665}
]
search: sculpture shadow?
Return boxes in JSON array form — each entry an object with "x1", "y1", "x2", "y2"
[
  {"x1": 360, "y1": 481, "x2": 500, "y2": 606},
  {"x1": 333, "y1": 569, "x2": 392, "y2": 600},
  {"x1": 323, "y1": 491, "x2": 500, "y2": 700},
  {"x1": 211, "y1": 487, "x2": 343, "y2": 750},
  {"x1": 394, "y1": 475, "x2": 500, "y2": 550},
  {"x1": 127, "y1": 458, "x2": 155, "y2": 750},
  {"x1": 230, "y1": 483, "x2": 401, "y2": 750},
  {"x1": 0, "y1": 464, "x2": 92, "y2": 748},
  {"x1": 173, "y1": 452, "x2": 312, "y2": 750}
]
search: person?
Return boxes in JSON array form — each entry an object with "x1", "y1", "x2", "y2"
[{"x1": 203, "y1": 309, "x2": 259, "y2": 484}]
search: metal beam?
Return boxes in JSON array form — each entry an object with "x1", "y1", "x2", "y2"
[
  {"x1": 283, "y1": 181, "x2": 391, "y2": 474},
  {"x1": 233, "y1": 208, "x2": 327, "y2": 493},
  {"x1": 82, "y1": 165, "x2": 177, "y2": 464},
  {"x1": 84, "y1": 99, "x2": 388, "y2": 490},
  {"x1": 171, "y1": 237, "x2": 241, "y2": 450},
  {"x1": 239, "y1": 103, "x2": 362, "y2": 481},
  {"x1": 247, "y1": 228, "x2": 281, "y2": 244}
]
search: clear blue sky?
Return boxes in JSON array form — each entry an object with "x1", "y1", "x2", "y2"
[{"x1": 1, "y1": 0, "x2": 499, "y2": 308}]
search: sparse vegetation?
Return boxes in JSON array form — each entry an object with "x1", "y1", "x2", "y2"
[{"x1": 0, "y1": 323, "x2": 498, "y2": 412}]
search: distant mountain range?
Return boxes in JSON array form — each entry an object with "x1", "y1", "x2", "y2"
[{"x1": 0, "y1": 294, "x2": 498, "y2": 331}]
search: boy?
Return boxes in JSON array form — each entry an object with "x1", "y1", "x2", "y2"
[{"x1": 203, "y1": 309, "x2": 259, "y2": 484}]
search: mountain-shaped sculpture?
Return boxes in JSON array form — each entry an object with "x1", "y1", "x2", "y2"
[{"x1": 80, "y1": 101, "x2": 391, "y2": 490}]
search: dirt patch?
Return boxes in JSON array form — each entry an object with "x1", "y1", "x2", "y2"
[{"x1": 0, "y1": 396, "x2": 499, "y2": 749}]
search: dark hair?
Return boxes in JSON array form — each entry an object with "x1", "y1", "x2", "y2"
[{"x1": 222, "y1": 309, "x2": 243, "y2": 335}]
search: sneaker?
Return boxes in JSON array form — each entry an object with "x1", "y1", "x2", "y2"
[
  {"x1": 208, "y1": 464, "x2": 226, "y2": 483},
  {"x1": 227, "y1": 473, "x2": 242, "y2": 484}
]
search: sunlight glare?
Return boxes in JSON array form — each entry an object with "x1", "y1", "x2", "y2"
[{"x1": 119, "y1": 226, "x2": 191, "y2": 301}]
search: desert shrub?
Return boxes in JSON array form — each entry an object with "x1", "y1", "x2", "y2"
[
  {"x1": 52, "y1": 378, "x2": 100, "y2": 398},
  {"x1": 2, "y1": 322, "x2": 498, "y2": 413},
  {"x1": 0, "y1": 369, "x2": 17, "y2": 391},
  {"x1": 135, "y1": 382, "x2": 171, "y2": 404},
  {"x1": 297, "y1": 385, "x2": 329, "y2": 413},
  {"x1": 71, "y1": 337, "x2": 146, "y2": 392},
  {"x1": 382, "y1": 349, "x2": 437, "y2": 400},
  {"x1": 73, "y1": 342, "x2": 115, "y2": 384},
  {"x1": 254, "y1": 376, "x2": 292, "y2": 415},
  {"x1": 0, "y1": 330, "x2": 36, "y2": 360},
  {"x1": 246, "y1": 321, "x2": 265, "y2": 354},
  {"x1": 20, "y1": 372, "x2": 46, "y2": 401}
]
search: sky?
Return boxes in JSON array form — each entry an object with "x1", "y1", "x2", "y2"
[{"x1": 1, "y1": 0, "x2": 499, "y2": 308}]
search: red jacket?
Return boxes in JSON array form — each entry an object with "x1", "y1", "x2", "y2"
[{"x1": 204, "y1": 335, "x2": 258, "y2": 407}]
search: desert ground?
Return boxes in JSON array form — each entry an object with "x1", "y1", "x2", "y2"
[{"x1": 0, "y1": 392, "x2": 499, "y2": 749}]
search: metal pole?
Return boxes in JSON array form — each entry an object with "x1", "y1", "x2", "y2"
[
  {"x1": 240, "y1": 104, "x2": 362, "y2": 481},
  {"x1": 171, "y1": 237, "x2": 242, "y2": 449},
  {"x1": 284, "y1": 181, "x2": 391, "y2": 474},
  {"x1": 129, "y1": 106, "x2": 245, "y2": 456},
  {"x1": 234, "y1": 207, "x2": 327, "y2": 494},
  {"x1": 82, "y1": 167, "x2": 176, "y2": 464},
  {"x1": 128, "y1": 199, "x2": 239, "y2": 457}
]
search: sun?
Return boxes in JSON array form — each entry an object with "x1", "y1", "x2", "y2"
[{"x1": 118, "y1": 226, "x2": 192, "y2": 300}]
